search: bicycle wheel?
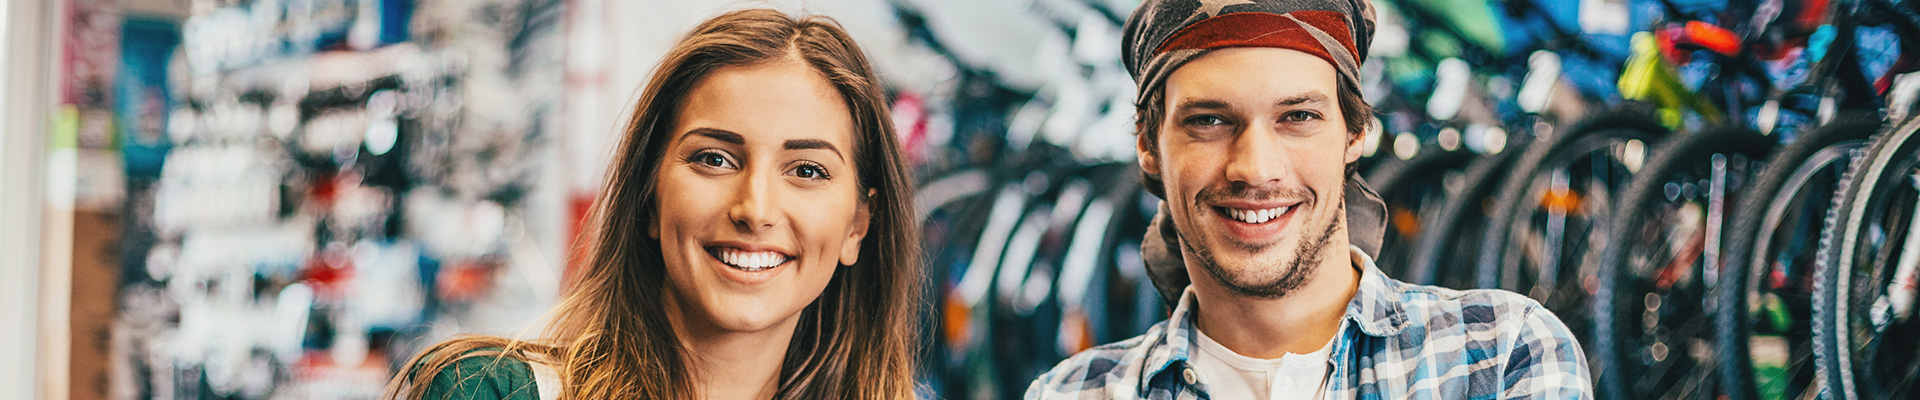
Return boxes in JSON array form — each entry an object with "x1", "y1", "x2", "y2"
[
  {"x1": 1365, "y1": 145, "x2": 1477, "y2": 280},
  {"x1": 1715, "y1": 113, "x2": 1877, "y2": 400},
  {"x1": 1476, "y1": 107, "x2": 1671, "y2": 290},
  {"x1": 1480, "y1": 128, "x2": 1662, "y2": 390},
  {"x1": 1592, "y1": 126, "x2": 1773, "y2": 399},
  {"x1": 1814, "y1": 115, "x2": 1920, "y2": 400},
  {"x1": 1405, "y1": 149, "x2": 1518, "y2": 288}
]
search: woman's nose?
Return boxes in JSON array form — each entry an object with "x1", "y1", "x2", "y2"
[{"x1": 728, "y1": 171, "x2": 777, "y2": 232}]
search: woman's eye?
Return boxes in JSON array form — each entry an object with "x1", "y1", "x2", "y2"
[
  {"x1": 791, "y1": 163, "x2": 831, "y2": 180},
  {"x1": 692, "y1": 151, "x2": 734, "y2": 169},
  {"x1": 1282, "y1": 111, "x2": 1321, "y2": 122}
]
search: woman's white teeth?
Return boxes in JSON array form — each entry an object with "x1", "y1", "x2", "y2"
[
  {"x1": 718, "y1": 249, "x2": 788, "y2": 271},
  {"x1": 1227, "y1": 206, "x2": 1289, "y2": 224}
]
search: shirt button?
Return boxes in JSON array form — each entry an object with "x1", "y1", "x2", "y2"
[{"x1": 1182, "y1": 368, "x2": 1198, "y2": 385}]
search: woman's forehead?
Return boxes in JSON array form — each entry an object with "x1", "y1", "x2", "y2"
[{"x1": 675, "y1": 61, "x2": 857, "y2": 150}]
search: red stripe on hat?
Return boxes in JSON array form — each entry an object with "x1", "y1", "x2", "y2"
[{"x1": 1153, "y1": 10, "x2": 1356, "y2": 66}]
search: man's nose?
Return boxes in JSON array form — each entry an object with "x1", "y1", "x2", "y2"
[{"x1": 1223, "y1": 126, "x2": 1290, "y2": 186}]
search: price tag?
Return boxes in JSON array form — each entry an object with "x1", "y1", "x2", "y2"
[
  {"x1": 1427, "y1": 58, "x2": 1471, "y2": 121},
  {"x1": 1581, "y1": 0, "x2": 1631, "y2": 35}
]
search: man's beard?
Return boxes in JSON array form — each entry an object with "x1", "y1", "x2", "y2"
[{"x1": 1179, "y1": 186, "x2": 1344, "y2": 299}]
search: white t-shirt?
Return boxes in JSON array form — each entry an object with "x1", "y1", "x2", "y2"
[{"x1": 1190, "y1": 328, "x2": 1335, "y2": 400}]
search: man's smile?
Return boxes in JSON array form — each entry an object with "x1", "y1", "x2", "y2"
[{"x1": 1216, "y1": 204, "x2": 1293, "y2": 224}]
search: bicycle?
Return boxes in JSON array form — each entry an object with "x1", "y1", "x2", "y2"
[
  {"x1": 1713, "y1": 112, "x2": 1876, "y2": 400},
  {"x1": 1813, "y1": 107, "x2": 1920, "y2": 400}
]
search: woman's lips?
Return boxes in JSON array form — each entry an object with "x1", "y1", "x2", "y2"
[
  {"x1": 705, "y1": 245, "x2": 793, "y2": 285},
  {"x1": 709, "y1": 247, "x2": 790, "y2": 271}
]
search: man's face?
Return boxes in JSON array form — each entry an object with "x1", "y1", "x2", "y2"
[{"x1": 1141, "y1": 47, "x2": 1363, "y2": 299}]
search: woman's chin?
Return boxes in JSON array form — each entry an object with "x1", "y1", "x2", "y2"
[{"x1": 698, "y1": 297, "x2": 806, "y2": 334}]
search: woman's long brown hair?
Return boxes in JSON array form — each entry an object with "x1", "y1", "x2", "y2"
[{"x1": 382, "y1": 9, "x2": 921, "y2": 399}]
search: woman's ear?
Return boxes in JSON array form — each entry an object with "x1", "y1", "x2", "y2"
[
  {"x1": 839, "y1": 188, "x2": 877, "y2": 266},
  {"x1": 648, "y1": 203, "x2": 660, "y2": 239}
]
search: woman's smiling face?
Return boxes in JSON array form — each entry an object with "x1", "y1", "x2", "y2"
[{"x1": 652, "y1": 58, "x2": 871, "y2": 335}]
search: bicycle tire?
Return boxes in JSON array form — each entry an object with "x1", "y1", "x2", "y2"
[
  {"x1": 1469, "y1": 126, "x2": 1664, "y2": 388},
  {"x1": 1365, "y1": 146, "x2": 1478, "y2": 196},
  {"x1": 1475, "y1": 106, "x2": 1670, "y2": 289},
  {"x1": 1365, "y1": 146, "x2": 1478, "y2": 279},
  {"x1": 1479, "y1": 127, "x2": 1665, "y2": 292},
  {"x1": 1404, "y1": 149, "x2": 1518, "y2": 287},
  {"x1": 1814, "y1": 115, "x2": 1920, "y2": 400},
  {"x1": 1591, "y1": 125, "x2": 1774, "y2": 399},
  {"x1": 1714, "y1": 112, "x2": 1879, "y2": 400}
]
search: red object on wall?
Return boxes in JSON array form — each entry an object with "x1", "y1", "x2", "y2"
[{"x1": 563, "y1": 191, "x2": 596, "y2": 288}]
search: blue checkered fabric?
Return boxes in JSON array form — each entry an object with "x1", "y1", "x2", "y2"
[{"x1": 1026, "y1": 246, "x2": 1592, "y2": 399}]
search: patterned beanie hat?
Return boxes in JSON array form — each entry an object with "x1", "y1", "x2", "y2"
[{"x1": 1122, "y1": 0, "x2": 1377, "y2": 103}]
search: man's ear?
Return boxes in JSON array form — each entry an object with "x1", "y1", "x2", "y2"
[
  {"x1": 1344, "y1": 120, "x2": 1370, "y2": 165},
  {"x1": 1137, "y1": 128, "x2": 1161, "y2": 180},
  {"x1": 839, "y1": 188, "x2": 877, "y2": 266}
]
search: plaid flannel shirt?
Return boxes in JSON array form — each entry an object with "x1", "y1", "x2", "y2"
[{"x1": 1026, "y1": 246, "x2": 1592, "y2": 399}]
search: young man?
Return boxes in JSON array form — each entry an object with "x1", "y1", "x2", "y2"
[{"x1": 1025, "y1": 0, "x2": 1593, "y2": 398}]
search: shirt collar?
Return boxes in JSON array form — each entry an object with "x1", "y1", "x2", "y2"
[
  {"x1": 1342, "y1": 245, "x2": 1411, "y2": 337},
  {"x1": 1140, "y1": 287, "x2": 1200, "y2": 396},
  {"x1": 1141, "y1": 245, "x2": 1410, "y2": 392}
]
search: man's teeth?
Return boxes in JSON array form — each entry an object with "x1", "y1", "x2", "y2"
[
  {"x1": 1226, "y1": 206, "x2": 1290, "y2": 224},
  {"x1": 718, "y1": 248, "x2": 789, "y2": 271}
]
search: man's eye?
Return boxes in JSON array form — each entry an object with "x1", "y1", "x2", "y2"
[
  {"x1": 1186, "y1": 115, "x2": 1228, "y2": 126},
  {"x1": 1282, "y1": 111, "x2": 1321, "y2": 122}
]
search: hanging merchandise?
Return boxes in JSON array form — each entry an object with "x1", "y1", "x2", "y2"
[
  {"x1": 110, "y1": 0, "x2": 567, "y2": 398},
  {"x1": 60, "y1": 0, "x2": 127, "y2": 214}
]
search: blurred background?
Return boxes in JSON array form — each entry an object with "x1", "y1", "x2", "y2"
[{"x1": 4, "y1": 0, "x2": 1919, "y2": 399}]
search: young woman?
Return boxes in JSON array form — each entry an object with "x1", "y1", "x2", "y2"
[{"x1": 382, "y1": 9, "x2": 921, "y2": 400}]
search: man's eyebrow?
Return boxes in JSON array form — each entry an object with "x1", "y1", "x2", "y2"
[
  {"x1": 1173, "y1": 98, "x2": 1233, "y2": 112},
  {"x1": 686, "y1": 128, "x2": 744, "y2": 145},
  {"x1": 784, "y1": 139, "x2": 844, "y2": 161},
  {"x1": 1276, "y1": 92, "x2": 1332, "y2": 107}
]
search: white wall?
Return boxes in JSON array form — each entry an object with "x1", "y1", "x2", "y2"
[{"x1": 1, "y1": 0, "x2": 60, "y2": 398}]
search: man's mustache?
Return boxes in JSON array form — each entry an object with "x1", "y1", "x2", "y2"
[{"x1": 1194, "y1": 184, "x2": 1315, "y2": 204}]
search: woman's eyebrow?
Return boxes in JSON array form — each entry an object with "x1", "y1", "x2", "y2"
[
  {"x1": 784, "y1": 139, "x2": 844, "y2": 161},
  {"x1": 686, "y1": 127, "x2": 844, "y2": 161},
  {"x1": 687, "y1": 127, "x2": 745, "y2": 145}
]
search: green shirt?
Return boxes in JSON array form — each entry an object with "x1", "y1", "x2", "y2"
[{"x1": 420, "y1": 349, "x2": 544, "y2": 400}]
